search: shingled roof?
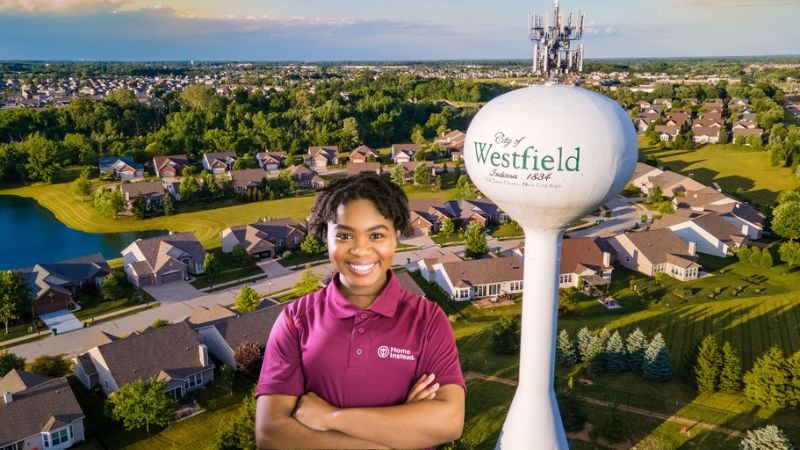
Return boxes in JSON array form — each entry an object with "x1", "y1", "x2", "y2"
[
  {"x1": 0, "y1": 370, "x2": 84, "y2": 446},
  {"x1": 125, "y1": 232, "x2": 205, "y2": 275},
  {"x1": 623, "y1": 229, "x2": 698, "y2": 266},
  {"x1": 560, "y1": 237, "x2": 612, "y2": 275},
  {"x1": 212, "y1": 303, "x2": 285, "y2": 349},
  {"x1": 440, "y1": 257, "x2": 523, "y2": 288},
  {"x1": 21, "y1": 253, "x2": 110, "y2": 299}
]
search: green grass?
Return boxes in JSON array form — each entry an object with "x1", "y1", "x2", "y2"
[
  {"x1": 491, "y1": 222, "x2": 523, "y2": 239},
  {"x1": 640, "y1": 138, "x2": 799, "y2": 209}
]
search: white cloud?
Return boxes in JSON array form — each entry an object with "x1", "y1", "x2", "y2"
[
  {"x1": 681, "y1": 0, "x2": 800, "y2": 7},
  {"x1": 0, "y1": 0, "x2": 132, "y2": 13},
  {"x1": 583, "y1": 21, "x2": 622, "y2": 36}
]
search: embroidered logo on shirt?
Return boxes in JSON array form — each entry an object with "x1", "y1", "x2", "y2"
[{"x1": 377, "y1": 345, "x2": 415, "y2": 361}]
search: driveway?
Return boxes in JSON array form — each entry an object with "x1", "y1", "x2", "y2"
[
  {"x1": 257, "y1": 259, "x2": 293, "y2": 278},
  {"x1": 144, "y1": 281, "x2": 205, "y2": 302},
  {"x1": 39, "y1": 310, "x2": 84, "y2": 334}
]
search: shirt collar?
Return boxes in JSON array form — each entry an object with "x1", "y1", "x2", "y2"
[{"x1": 327, "y1": 271, "x2": 401, "y2": 319}]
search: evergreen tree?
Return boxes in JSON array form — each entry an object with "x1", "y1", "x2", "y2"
[
  {"x1": 737, "y1": 246, "x2": 752, "y2": 264},
  {"x1": 642, "y1": 333, "x2": 673, "y2": 382},
  {"x1": 492, "y1": 315, "x2": 521, "y2": 356},
  {"x1": 786, "y1": 353, "x2": 800, "y2": 407},
  {"x1": 556, "y1": 329, "x2": 577, "y2": 367},
  {"x1": 162, "y1": 194, "x2": 175, "y2": 216},
  {"x1": 576, "y1": 327, "x2": 592, "y2": 362},
  {"x1": 132, "y1": 193, "x2": 147, "y2": 219},
  {"x1": 719, "y1": 341, "x2": 743, "y2": 393},
  {"x1": 556, "y1": 392, "x2": 587, "y2": 433},
  {"x1": 463, "y1": 221, "x2": 488, "y2": 259},
  {"x1": 390, "y1": 164, "x2": 406, "y2": 185},
  {"x1": 740, "y1": 425, "x2": 795, "y2": 450},
  {"x1": 605, "y1": 331, "x2": 628, "y2": 373},
  {"x1": 749, "y1": 247, "x2": 763, "y2": 266},
  {"x1": 647, "y1": 185, "x2": 664, "y2": 204},
  {"x1": 414, "y1": 164, "x2": 431, "y2": 186},
  {"x1": 744, "y1": 346, "x2": 788, "y2": 409},
  {"x1": 300, "y1": 233, "x2": 325, "y2": 256},
  {"x1": 695, "y1": 334, "x2": 722, "y2": 393},
  {"x1": 761, "y1": 250, "x2": 774, "y2": 269},
  {"x1": 71, "y1": 167, "x2": 93, "y2": 197},
  {"x1": 625, "y1": 328, "x2": 648, "y2": 373},
  {"x1": 203, "y1": 253, "x2": 222, "y2": 288},
  {"x1": 586, "y1": 328, "x2": 610, "y2": 371},
  {"x1": 235, "y1": 285, "x2": 261, "y2": 313},
  {"x1": 597, "y1": 404, "x2": 627, "y2": 444},
  {"x1": 441, "y1": 218, "x2": 455, "y2": 237}
]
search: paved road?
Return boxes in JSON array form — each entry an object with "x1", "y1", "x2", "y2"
[{"x1": 568, "y1": 196, "x2": 646, "y2": 238}]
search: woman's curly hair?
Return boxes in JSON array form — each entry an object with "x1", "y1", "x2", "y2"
[{"x1": 307, "y1": 173, "x2": 411, "y2": 240}]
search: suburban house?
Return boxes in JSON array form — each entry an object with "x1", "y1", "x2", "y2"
[
  {"x1": 346, "y1": 162, "x2": 382, "y2": 177},
  {"x1": 673, "y1": 186, "x2": 734, "y2": 211},
  {"x1": 634, "y1": 117, "x2": 654, "y2": 134},
  {"x1": 163, "y1": 179, "x2": 182, "y2": 201},
  {"x1": 642, "y1": 108, "x2": 661, "y2": 121},
  {"x1": 692, "y1": 117, "x2": 723, "y2": 129},
  {"x1": 654, "y1": 125, "x2": 681, "y2": 142},
  {"x1": 629, "y1": 162, "x2": 663, "y2": 192},
  {"x1": 652, "y1": 98, "x2": 672, "y2": 109},
  {"x1": 21, "y1": 253, "x2": 110, "y2": 316},
  {"x1": 187, "y1": 303, "x2": 238, "y2": 327},
  {"x1": 98, "y1": 156, "x2": 144, "y2": 180},
  {"x1": 692, "y1": 127, "x2": 721, "y2": 144},
  {"x1": 641, "y1": 170, "x2": 705, "y2": 197},
  {"x1": 202, "y1": 152, "x2": 237, "y2": 174},
  {"x1": 229, "y1": 168, "x2": 267, "y2": 193},
  {"x1": 348, "y1": 145, "x2": 380, "y2": 164},
  {"x1": 285, "y1": 165, "x2": 318, "y2": 189},
  {"x1": 557, "y1": 238, "x2": 614, "y2": 289},
  {"x1": 732, "y1": 128, "x2": 764, "y2": 144},
  {"x1": 0, "y1": 370, "x2": 86, "y2": 450},
  {"x1": 220, "y1": 218, "x2": 306, "y2": 258},
  {"x1": 305, "y1": 146, "x2": 339, "y2": 169},
  {"x1": 391, "y1": 144, "x2": 421, "y2": 163},
  {"x1": 406, "y1": 198, "x2": 505, "y2": 236},
  {"x1": 399, "y1": 161, "x2": 436, "y2": 184},
  {"x1": 73, "y1": 321, "x2": 215, "y2": 400},
  {"x1": 698, "y1": 111, "x2": 723, "y2": 122},
  {"x1": 435, "y1": 130, "x2": 465, "y2": 155},
  {"x1": 120, "y1": 181, "x2": 165, "y2": 212},
  {"x1": 651, "y1": 211, "x2": 747, "y2": 258},
  {"x1": 255, "y1": 151, "x2": 287, "y2": 171},
  {"x1": 664, "y1": 112, "x2": 691, "y2": 128},
  {"x1": 704, "y1": 98, "x2": 724, "y2": 110},
  {"x1": 192, "y1": 303, "x2": 285, "y2": 367},
  {"x1": 732, "y1": 120, "x2": 759, "y2": 130},
  {"x1": 152, "y1": 155, "x2": 189, "y2": 178},
  {"x1": 432, "y1": 257, "x2": 524, "y2": 301},
  {"x1": 728, "y1": 97, "x2": 749, "y2": 110},
  {"x1": 121, "y1": 232, "x2": 206, "y2": 287},
  {"x1": 417, "y1": 249, "x2": 464, "y2": 282},
  {"x1": 606, "y1": 229, "x2": 701, "y2": 281},
  {"x1": 705, "y1": 202, "x2": 766, "y2": 240}
]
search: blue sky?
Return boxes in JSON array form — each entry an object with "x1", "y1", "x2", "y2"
[{"x1": 0, "y1": 0, "x2": 798, "y2": 61}]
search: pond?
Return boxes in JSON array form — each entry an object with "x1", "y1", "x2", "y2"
[{"x1": 0, "y1": 195, "x2": 166, "y2": 270}]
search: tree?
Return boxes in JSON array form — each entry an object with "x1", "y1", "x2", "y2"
[
  {"x1": 131, "y1": 193, "x2": 148, "y2": 220},
  {"x1": 413, "y1": 164, "x2": 430, "y2": 186},
  {"x1": 219, "y1": 364, "x2": 235, "y2": 396},
  {"x1": 464, "y1": 221, "x2": 488, "y2": 259},
  {"x1": 642, "y1": 333, "x2": 672, "y2": 382},
  {"x1": 556, "y1": 329, "x2": 577, "y2": 367},
  {"x1": 215, "y1": 391, "x2": 257, "y2": 450},
  {"x1": 625, "y1": 328, "x2": 648, "y2": 373},
  {"x1": 772, "y1": 201, "x2": 800, "y2": 240},
  {"x1": 744, "y1": 346, "x2": 789, "y2": 408},
  {"x1": 740, "y1": 425, "x2": 795, "y2": 450},
  {"x1": 761, "y1": 250, "x2": 774, "y2": 269},
  {"x1": 235, "y1": 286, "x2": 261, "y2": 313},
  {"x1": 390, "y1": 164, "x2": 406, "y2": 185},
  {"x1": 576, "y1": 327, "x2": 592, "y2": 362},
  {"x1": 107, "y1": 378, "x2": 174, "y2": 433},
  {"x1": 300, "y1": 233, "x2": 325, "y2": 256},
  {"x1": 25, "y1": 354, "x2": 71, "y2": 377},
  {"x1": 456, "y1": 175, "x2": 475, "y2": 198},
  {"x1": 94, "y1": 186, "x2": 125, "y2": 219},
  {"x1": 491, "y1": 315, "x2": 521, "y2": 356},
  {"x1": 162, "y1": 194, "x2": 175, "y2": 216},
  {"x1": 71, "y1": 168, "x2": 93, "y2": 198},
  {"x1": 719, "y1": 341, "x2": 743, "y2": 393},
  {"x1": 0, "y1": 270, "x2": 33, "y2": 335},
  {"x1": 695, "y1": 335, "x2": 722, "y2": 393},
  {"x1": 779, "y1": 241, "x2": 800, "y2": 269},
  {"x1": 556, "y1": 392, "x2": 587, "y2": 433},
  {"x1": 293, "y1": 268, "x2": 322, "y2": 297},
  {"x1": 647, "y1": 185, "x2": 664, "y2": 204},
  {"x1": 234, "y1": 341, "x2": 264, "y2": 381},
  {"x1": 588, "y1": 328, "x2": 610, "y2": 372},
  {"x1": 151, "y1": 318, "x2": 170, "y2": 328},
  {"x1": 101, "y1": 272, "x2": 125, "y2": 301},
  {"x1": 0, "y1": 350, "x2": 25, "y2": 377},
  {"x1": 749, "y1": 247, "x2": 763, "y2": 266},
  {"x1": 203, "y1": 253, "x2": 222, "y2": 288},
  {"x1": 441, "y1": 218, "x2": 455, "y2": 237},
  {"x1": 737, "y1": 246, "x2": 752, "y2": 264},
  {"x1": 597, "y1": 404, "x2": 626, "y2": 444},
  {"x1": 179, "y1": 175, "x2": 200, "y2": 203},
  {"x1": 23, "y1": 133, "x2": 62, "y2": 183},
  {"x1": 604, "y1": 331, "x2": 628, "y2": 373}
]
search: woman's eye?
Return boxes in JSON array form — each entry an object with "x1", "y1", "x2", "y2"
[
  {"x1": 336, "y1": 234, "x2": 352, "y2": 240},
  {"x1": 370, "y1": 233, "x2": 385, "y2": 240}
]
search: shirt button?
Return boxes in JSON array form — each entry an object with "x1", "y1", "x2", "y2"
[
  {"x1": 358, "y1": 327, "x2": 365, "y2": 334},
  {"x1": 356, "y1": 348, "x2": 363, "y2": 355},
  {"x1": 360, "y1": 313, "x2": 368, "y2": 319}
]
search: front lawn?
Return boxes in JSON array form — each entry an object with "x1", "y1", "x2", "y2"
[{"x1": 190, "y1": 249, "x2": 264, "y2": 289}]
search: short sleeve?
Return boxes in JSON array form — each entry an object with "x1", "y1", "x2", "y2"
[
  {"x1": 417, "y1": 305, "x2": 466, "y2": 391},
  {"x1": 255, "y1": 308, "x2": 305, "y2": 397}
]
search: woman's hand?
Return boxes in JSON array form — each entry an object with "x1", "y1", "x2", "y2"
[
  {"x1": 405, "y1": 373, "x2": 440, "y2": 403},
  {"x1": 294, "y1": 391, "x2": 338, "y2": 431}
]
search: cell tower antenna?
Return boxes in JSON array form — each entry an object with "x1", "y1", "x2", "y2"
[{"x1": 529, "y1": 0, "x2": 585, "y2": 80}]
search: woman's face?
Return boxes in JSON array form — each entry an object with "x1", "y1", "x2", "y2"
[{"x1": 327, "y1": 198, "x2": 398, "y2": 299}]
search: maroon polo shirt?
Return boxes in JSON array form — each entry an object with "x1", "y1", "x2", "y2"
[{"x1": 256, "y1": 271, "x2": 465, "y2": 408}]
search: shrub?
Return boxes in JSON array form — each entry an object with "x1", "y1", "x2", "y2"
[{"x1": 492, "y1": 316, "x2": 521, "y2": 356}]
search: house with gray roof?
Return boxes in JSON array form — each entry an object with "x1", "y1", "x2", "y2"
[
  {"x1": 651, "y1": 212, "x2": 747, "y2": 258},
  {"x1": 220, "y1": 218, "x2": 305, "y2": 259},
  {"x1": 255, "y1": 151, "x2": 287, "y2": 171},
  {"x1": 305, "y1": 146, "x2": 339, "y2": 169},
  {"x1": 346, "y1": 162, "x2": 382, "y2": 177},
  {"x1": 121, "y1": 232, "x2": 206, "y2": 287},
  {"x1": 0, "y1": 370, "x2": 85, "y2": 450},
  {"x1": 120, "y1": 181, "x2": 165, "y2": 213},
  {"x1": 433, "y1": 257, "x2": 524, "y2": 301},
  {"x1": 73, "y1": 321, "x2": 214, "y2": 400},
  {"x1": 192, "y1": 303, "x2": 285, "y2": 367},
  {"x1": 348, "y1": 145, "x2": 380, "y2": 164},
  {"x1": 606, "y1": 229, "x2": 701, "y2": 281},
  {"x1": 153, "y1": 154, "x2": 189, "y2": 178},
  {"x1": 98, "y1": 156, "x2": 144, "y2": 180},
  {"x1": 20, "y1": 253, "x2": 110, "y2": 316},
  {"x1": 202, "y1": 151, "x2": 237, "y2": 174},
  {"x1": 705, "y1": 202, "x2": 765, "y2": 240},
  {"x1": 391, "y1": 144, "x2": 421, "y2": 164},
  {"x1": 642, "y1": 171, "x2": 706, "y2": 197},
  {"x1": 229, "y1": 168, "x2": 267, "y2": 193}
]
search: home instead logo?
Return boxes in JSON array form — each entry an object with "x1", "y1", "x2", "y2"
[
  {"x1": 472, "y1": 132, "x2": 581, "y2": 187},
  {"x1": 377, "y1": 345, "x2": 415, "y2": 361}
]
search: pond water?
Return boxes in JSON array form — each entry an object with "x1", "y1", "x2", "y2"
[{"x1": 0, "y1": 195, "x2": 166, "y2": 270}]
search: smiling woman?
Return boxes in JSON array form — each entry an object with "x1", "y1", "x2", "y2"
[{"x1": 254, "y1": 173, "x2": 465, "y2": 449}]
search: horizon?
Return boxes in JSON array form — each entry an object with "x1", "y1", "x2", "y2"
[{"x1": 0, "y1": 0, "x2": 798, "y2": 61}]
